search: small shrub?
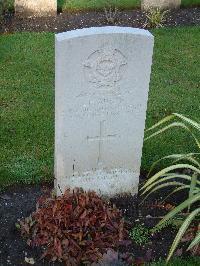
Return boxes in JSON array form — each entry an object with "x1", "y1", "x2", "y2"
[
  {"x1": 19, "y1": 188, "x2": 128, "y2": 264},
  {"x1": 129, "y1": 224, "x2": 150, "y2": 246},
  {"x1": 0, "y1": 0, "x2": 4, "y2": 18},
  {"x1": 104, "y1": 6, "x2": 118, "y2": 24},
  {"x1": 0, "y1": 0, "x2": 13, "y2": 17},
  {"x1": 103, "y1": 0, "x2": 118, "y2": 24},
  {"x1": 143, "y1": 7, "x2": 169, "y2": 28}
]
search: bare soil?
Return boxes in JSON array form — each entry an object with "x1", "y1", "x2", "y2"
[
  {"x1": 0, "y1": 7, "x2": 199, "y2": 33},
  {"x1": 0, "y1": 176, "x2": 193, "y2": 265}
]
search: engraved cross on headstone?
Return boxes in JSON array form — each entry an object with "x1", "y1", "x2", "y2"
[{"x1": 87, "y1": 120, "x2": 117, "y2": 168}]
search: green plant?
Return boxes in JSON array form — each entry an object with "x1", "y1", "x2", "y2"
[
  {"x1": 141, "y1": 113, "x2": 200, "y2": 262},
  {"x1": 61, "y1": 0, "x2": 140, "y2": 11},
  {"x1": 181, "y1": 0, "x2": 200, "y2": 7},
  {"x1": 0, "y1": 0, "x2": 4, "y2": 17},
  {"x1": 144, "y1": 7, "x2": 169, "y2": 28},
  {"x1": 103, "y1": 0, "x2": 118, "y2": 24},
  {"x1": 0, "y1": 0, "x2": 13, "y2": 16},
  {"x1": 104, "y1": 5, "x2": 118, "y2": 24},
  {"x1": 129, "y1": 224, "x2": 150, "y2": 246}
]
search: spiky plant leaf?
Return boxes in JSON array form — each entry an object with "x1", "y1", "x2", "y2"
[
  {"x1": 187, "y1": 228, "x2": 200, "y2": 251},
  {"x1": 147, "y1": 153, "x2": 200, "y2": 178},
  {"x1": 143, "y1": 113, "x2": 200, "y2": 261},
  {"x1": 152, "y1": 194, "x2": 200, "y2": 233},
  {"x1": 142, "y1": 164, "x2": 200, "y2": 190},
  {"x1": 173, "y1": 113, "x2": 200, "y2": 131},
  {"x1": 167, "y1": 208, "x2": 200, "y2": 262}
]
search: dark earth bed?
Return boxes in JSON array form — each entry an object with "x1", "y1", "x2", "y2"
[
  {"x1": 0, "y1": 7, "x2": 200, "y2": 33},
  {"x1": 0, "y1": 178, "x2": 195, "y2": 266}
]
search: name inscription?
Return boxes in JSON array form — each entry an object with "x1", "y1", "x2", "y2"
[{"x1": 67, "y1": 95, "x2": 141, "y2": 119}]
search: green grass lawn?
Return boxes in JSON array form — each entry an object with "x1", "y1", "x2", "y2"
[
  {"x1": 59, "y1": 0, "x2": 140, "y2": 11},
  {"x1": 0, "y1": 33, "x2": 54, "y2": 187},
  {"x1": 181, "y1": 0, "x2": 200, "y2": 7},
  {"x1": 0, "y1": 26, "x2": 200, "y2": 189},
  {"x1": 3, "y1": 0, "x2": 200, "y2": 12},
  {"x1": 59, "y1": 0, "x2": 200, "y2": 11}
]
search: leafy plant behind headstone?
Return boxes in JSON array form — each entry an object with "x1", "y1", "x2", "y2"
[{"x1": 0, "y1": 0, "x2": 6, "y2": 18}]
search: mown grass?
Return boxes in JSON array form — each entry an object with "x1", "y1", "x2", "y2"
[
  {"x1": 0, "y1": 33, "x2": 55, "y2": 188},
  {"x1": 60, "y1": 0, "x2": 200, "y2": 11},
  {"x1": 3, "y1": 0, "x2": 200, "y2": 13},
  {"x1": 143, "y1": 26, "x2": 200, "y2": 170},
  {"x1": 60, "y1": 0, "x2": 140, "y2": 11},
  {"x1": 0, "y1": 26, "x2": 200, "y2": 189},
  {"x1": 182, "y1": 0, "x2": 200, "y2": 7}
]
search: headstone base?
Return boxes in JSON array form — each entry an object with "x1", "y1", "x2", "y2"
[
  {"x1": 55, "y1": 168, "x2": 139, "y2": 197},
  {"x1": 141, "y1": 0, "x2": 181, "y2": 10},
  {"x1": 15, "y1": 0, "x2": 57, "y2": 17}
]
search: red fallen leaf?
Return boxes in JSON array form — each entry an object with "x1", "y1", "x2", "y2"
[
  {"x1": 181, "y1": 231, "x2": 194, "y2": 242},
  {"x1": 64, "y1": 256, "x2": 77, "y2": 266},
  {"x1": 70, "y1": 239, "x2": 82, "y2": 250},
  {"x1": 54, "y1": 238, "x2": 62, "y2": 258},
  {"x1": 52, "y1": 203, "x2": 58, "y2": 216},
  {"x1": 165, "y1": 203, "x2": 175, "y2": 210},
  {"x1": 73, "y1": 206, "x2": 82, "y2": 217},
  {"x1": 80, "y1": 210, "x2": 87, "y2": 219},
  {"x1": 119, "y1": 218, "x2": 124, "y2": 241},
  {"x1": 174, "y1": 248, "x2": 183, "y2": 257},
  {"x1": 71, "y1": 231, "x2": 83, "y2": 242},
  {"x1": 79, "y1": 196, "x2": 87, "y2": 208},
  {"x1": 149, "y1": 201, "x2": 175, "y2": 211},
  {"x1": 65, "y1": 203, "x2": 72, "y2": 211},
  {"x1": 190, "y1": 243, "x2": 200, "y2": 256},
  {"x1": 134, "y1": 257, "x2": 145, "y2": 266},
  {"x1": 40, "y1": 250, "x2": 51, "y2": 260}
]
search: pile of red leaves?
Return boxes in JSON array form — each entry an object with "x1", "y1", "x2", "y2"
[{"x1": 19, "y1": 189, "x2": 128, "y2": 265}]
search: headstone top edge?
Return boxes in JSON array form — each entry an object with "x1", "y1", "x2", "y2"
[{"x1": 55, "y1": 26, "x2": 154, "y2": 42}]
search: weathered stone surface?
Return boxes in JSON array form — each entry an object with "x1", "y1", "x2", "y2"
[
  {"x1": 55, "y1": 27, "x2": 154, "y2": 197},
  {"x1": 141, "y1": 0, "x2": 181, "y2": 10},
  {"x1": 15, "y1": 0, "x2": 57, "y2": 16}
]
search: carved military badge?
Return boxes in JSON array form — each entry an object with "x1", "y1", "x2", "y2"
[{"x1": 84, "y1": 46, "x2": 127, "y2": 88}]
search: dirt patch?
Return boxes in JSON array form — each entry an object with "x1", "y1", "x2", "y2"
[
  {"x1": 0, "y1": 177, "x2": 191, "y2": 265},
  {"x1": 0, "y1": 184, "x2": 62, "y2": 265},
  {"x1": 0, "y1": 7, "x2": 200, "y2": 33}
]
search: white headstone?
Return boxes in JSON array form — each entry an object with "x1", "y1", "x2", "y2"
[
  {"x1": 55, "y1": 27, "x2": 154, "y2": 197},
  {"x1": 15, "y1": 0, "x2": 57, "y2": 16}
]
